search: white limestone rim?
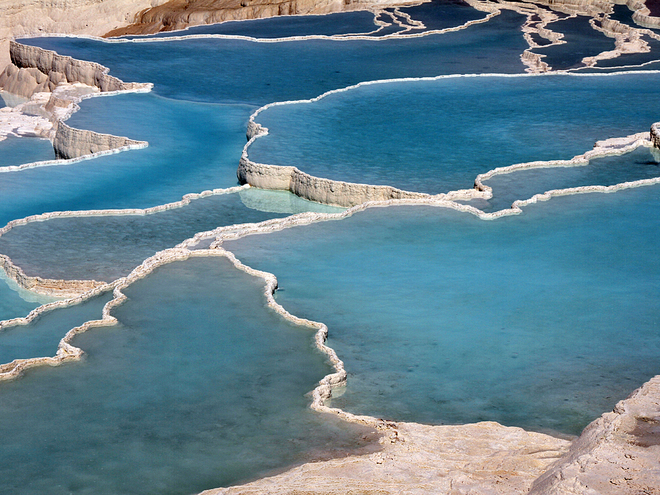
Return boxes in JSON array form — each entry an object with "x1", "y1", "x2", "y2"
[
  {"x1": 18, "y1": 0, "x2": 500, "y2": 45},
  {"x1": 474, "y1": 131, "x2": 653, "y2": 197},
  {"x1": 242, "y1": 70, "x2": 660, "y2": 206},
  {"x1": 0, "y1": 141, "x2": 148, "y2": 173},
  {"x1": 0, "y1": 185, "x2": 249, "y2": 296}
]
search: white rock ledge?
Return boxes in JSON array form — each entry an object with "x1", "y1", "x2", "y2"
[
  {"x1": 53, "y1": 121, "x2": 147, "y2": 159},
  {"x1": 0, "y1": 40, "x2": 149, "y2": 98},
  {"x1": 238, "y1": 153, "x2": 428, "y2": 208}
]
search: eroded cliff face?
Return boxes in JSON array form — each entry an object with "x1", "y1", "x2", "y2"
[
  {"x1": 102, "y1": 0, "x2": 412, "y2": 36},
  {"x1": 0, "y1": 0, "x2": 171, "y2": 40},
  {"x1": 0, "y1": 41, "x2": 148, "y2": 98},
  {"x1": 530, "y1": 376, "x2": 660, "y2": 495},
  {"x1": 52, "y1": 121, "x2": 147, "y2": 159}
]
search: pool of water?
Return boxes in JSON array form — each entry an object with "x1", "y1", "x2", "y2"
[
  {"x1": 23, "y1": 9, "x2": 528, "y2": 106},
  {"x1": 478, "y1": 145, "x2": 660, "y2": 211},
  {"x1": 123, "y1": 11, "x2": 383, "y2": 39},
  {"x1": 0, "y1": 256, "x2": 377, "y2": 495},
  {"x1": 225, "y1": 184, "x2": 660, "y2": 436},
  {"x1": 0, "y1": 291, "x2": 112, "y2": 364},
  {"x1": 533, "y1": 15, "x2": 615, "y2": 70},
  {"x1": 0, "y1": 189, "x2": 341, "y2": 282},
  {"x1": 249, "y1": 73, "x2": 660, "y2": 194},
  {"x1": 0, "y1": 273, "x2": 45, "y2": 323}
]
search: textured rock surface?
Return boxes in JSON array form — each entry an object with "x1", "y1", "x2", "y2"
[
  {"x1": 202, "y1": 420, "x2": 571, "y2": 495},
  {"x1": 530, "y1": 376, "x2": 660, "y2": 495},
  {"x1": 651, "y1": 122, "x2": 660, "y2": 149},
  {"x1": 238, "y1": 156, "x2": 429, "y2": 207},
  {"x1": 53, "y1": 121, "x2": 147, "y2": 159},
  {"x1": 0, "y1": 0, "x2": 171, "y2": 40},
  {"x1": 103, "y1": 0, "x2": 410, "y2": 36},
  {"x1": 0, "y1": 41, "x2": 149, "y2": 98}
]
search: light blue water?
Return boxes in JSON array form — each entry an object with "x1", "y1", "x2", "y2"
[
  {"x1": 0, "y1": 96, "x2": 251, "y2": 226},
  {"x1": 476, "y1": 146, "x2": 660, "y2": 211},
  {"x1": 249, "y1": 73, "x2": 660, "y2": 194},
  {"x1": 0, "y1": 291, "x2": 112, "y2": 364},
  {"x1": 1, "y1": 6, "x2": 660, "y2": 492},
  {"x1": 0, "y1": 257, "x2": 377, "y2": 495},
  {"x1": 0, "y1": 276, "x2": 42, "y2": 322},
  {"x1": 124, "y1": 11, "x2": 381, "y2": 39},
  {"x1": 23, "y1": 9, "x2": 528, "y2": 106},
  {"x1": 225, "y1": 184, "x2": 660, "y2": 436},
  {"x1": 0, "y1": 189, "x2": 341, "y2": 282},
  {"x1": 0, "y1": 137, "x2": 55, "y2": 167}
]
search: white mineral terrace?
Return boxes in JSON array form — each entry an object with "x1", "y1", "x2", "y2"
[{"x1": 1, "y1": 4, "x2": 660, "y2": 493}]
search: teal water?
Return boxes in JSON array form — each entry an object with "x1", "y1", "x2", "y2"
[
  {"x1": 249, "y1": 73, "x2": 660, "y2": 194},
  {"x1": 0, "y1": 257, "x2": 376, "y2": 495},
  {"x1": 477, "y1": 146, "x2": 660, "y2": 211},
  {"x1": 225, "y1": 185, "x2": 660, "y2": 436},
  {"x1": 0, "y1": 275, "x2": 43, "y2": 322},
  {"x1": 0, "y1": 137, "x2": 55, "y2": 167},
  {"x1": 23, "y1": 9, "x2": 528, "y2": 106},
  {"x1": 0, "y1": 189, "x2": 340, "y2": 282},
  {"x1": 0, "y1": 291, "x2": 112, "y2": 364},
  {"x1": 2, "y1": 6, "x2": 660, "y2": 493}
]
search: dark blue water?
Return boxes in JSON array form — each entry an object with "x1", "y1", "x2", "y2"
[
  {"x1": 533, "y1": 15, "x2": 615, "y2": 70},
  {"x1": 398, "y1": 0, "x2": 488, "y2": 31},
  {"x1": 122, "y1": 11, "x2": 381, "y2": 39},
  {"x1": 22, "y1": 9, "x2": 528, "y2": 106}
]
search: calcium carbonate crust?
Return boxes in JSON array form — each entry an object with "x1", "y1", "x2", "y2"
[{"x1": 0, "y1": 3, "x2": 659, "y2": 494}]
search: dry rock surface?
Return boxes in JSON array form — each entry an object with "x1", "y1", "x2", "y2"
[
  {"x1": 204, "y1": 420, "x2": 572, "y2": 495},
  {"x1": 201, "y1": 376, "x2": 660, "y2": 494}
]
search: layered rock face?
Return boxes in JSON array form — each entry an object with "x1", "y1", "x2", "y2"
[
  {"x1": 237, "y1": 156, "x2": 429, "y2": 207},
  {"x1": 103, "y1": 0, "x2": 405, "y2": 36},
  {"x1": 0, "y1": 41, "x2": 147, "y2": 98},
  {"x1": 0, "y1": 0, "x2": 171, "y2": 40},
  {"x1": 53, "y1": 121, "x2": 147, "y2": 159}
]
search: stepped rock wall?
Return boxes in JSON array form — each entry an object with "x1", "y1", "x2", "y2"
[
  {"x1": 238, "y1": 156, "x2": 428, "y2": 207},
  {"x1": 53, "y1": 121, "x2": 147, "y2": 159},
  {"x1": 0, "y1": 41, "x2": 148, "y2": 98}
]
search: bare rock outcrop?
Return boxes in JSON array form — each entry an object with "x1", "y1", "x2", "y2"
[
  {"x1": 0, "y1": 0, "x2": 171, "y2": 41},
  {"x1": 0, "y1": 41, "x2": 149, "y2": 99},
  {"x1": 238, "y1": 156, "x2": 429, "y2": 207},
  {"x1": 651, "y1": 122, "x2": 660, "y2": 149},
  {"x1": 203, "y1": 420, "x2": 571, "y2": 495},
  {"x1": 103, "y1": 0, "x2": 410, "y2": 36},
  {"x1": 53, "y1": 121, "x2": 147, "y2": 159},
  {"x1": 529, "y1": 375, "x2": 660, "y2": 495}
]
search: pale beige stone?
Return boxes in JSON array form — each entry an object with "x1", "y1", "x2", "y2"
[
  {"x1": 530, "y1": 376, "x2": 660, "y2": 495},
  {"x1": 202, "y1": 421, "x2": 571, "y2": 495}
]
